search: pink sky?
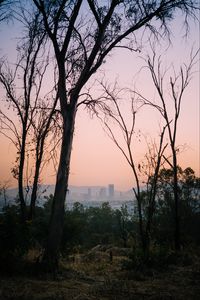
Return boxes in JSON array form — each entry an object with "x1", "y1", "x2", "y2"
[{"x1": 0, "y1": 17, "x2": 199, "y2": 191}]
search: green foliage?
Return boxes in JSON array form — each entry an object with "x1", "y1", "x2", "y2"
[
  {"x1": 60, "y1": 201, "x2": 136, "y2": 254},
  {"x1": 61, "y1": 202, "x2": 87, "y2": 254},
  {"x1": 0, "y1": 196, "x2": 51, "y2": 274},
  {"x1": 155, "y1": 166, "x2": 200, "y2": 246},
  {"x1": 113, "y1": 204, "x2": 135, "y2": 247},
  {"x1": 0, "y1": 167, "x2": 199, "y2": 274},
  {"x1": 61, "y1": 202, "x2": 118, "y2": 253},
  {"x1": 122, "y1": 245, "x2": 195, "y2": 273},
  {"x1": 0, "y1": 206, "x2": 30, "y2": 273}
]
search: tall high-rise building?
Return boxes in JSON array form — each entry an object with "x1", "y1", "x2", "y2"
[{"x1": 108, "y1": 184, "x2": 114, "y2": 198}]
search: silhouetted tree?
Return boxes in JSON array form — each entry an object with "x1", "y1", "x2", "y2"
[
  {"x1": 31, "y1": 0, "x2": 198, "y2": 271},
  {"x1": 0, "y1": 12, "x2": 58, "y2": 221},
  {"x1": 115, "y1": 204, "x2": 130, "y2": 248},
  {"x1": 94, "y1": 82, "x2": 167, "y2": 256},
  {"x1": 28, "y1": 98, "x2": 61, "y2": 220},
  {"x1": 155, "y1": 166, "x2": 200, "y2": 246},
  {"x1": 138, "y1": 48, "x2": 199, "y2": 250}
]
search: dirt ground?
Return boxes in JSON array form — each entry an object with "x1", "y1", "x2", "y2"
[{"x1": 0, "y1": 251, "x2": 200, "y2": 300}]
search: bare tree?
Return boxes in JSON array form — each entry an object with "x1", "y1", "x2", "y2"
[
  {"x1": 139, "y1": 131, "x2": 168, "y2": 254},
  {"x1": 93, "y1": 82, "x2": 167, "y2": 256},
  {"x1": 137, "y1": 48, "x2": 199, "y2": 250},
  {"x1": 31, "y1": 0, "x2": 198, "y2": 270},
  {"x1": 29, "y1": 97, "x2": 62, "y2": 219},
  {"x1": 0, "y1": 12, "x2": 57, "y2": 221},
  {"x1": 29, "y1": 98, "x2": 61, "y2": 220}
]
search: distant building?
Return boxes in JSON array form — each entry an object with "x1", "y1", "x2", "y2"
[
  {"x1": 108, "y1": 184, "x2": 114, "y2": 198},
  {"x1": 99, "y1": 187, "x2": 106, "y2": 199},
  {"x1": 88, "y1": 188, "x2": 91, "y2": 200}
]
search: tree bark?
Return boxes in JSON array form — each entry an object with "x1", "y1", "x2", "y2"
[
  {"x1": 18, "y1": 125, "x2": 27, "y2": 221},
  {"x1": 42, "y1": 104, "x2": 76, "y2": 271},
  {"x1": 173, "y1": 152, "x2": 181, "y2": 251},
  {"x1": 136, "y1": 194, "x2": 147, "y2": 255},
  {"x1": 29, "y1": 154, "x2": 41, "y2": 220}
]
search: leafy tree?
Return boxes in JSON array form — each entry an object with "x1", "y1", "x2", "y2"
[
  {"x1": 85, "y1": 202, "x2": 114, "y2": 246},
  {"x1": 61, "y1": 202, "x2": 87, "y2": 253},
  {"x1": 155, "y1": 167, "x2": 200, "y2": 247},
  {"x1": 114, "y1": 204, "x2": 131, "y2": 247},
  {"x1": 0, "y1": 205, "x2": 30, "y2": 274}
]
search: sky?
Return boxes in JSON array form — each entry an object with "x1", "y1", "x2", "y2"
[{"x1": 0, "y1": 8, "x2": 199, "y2": 192}]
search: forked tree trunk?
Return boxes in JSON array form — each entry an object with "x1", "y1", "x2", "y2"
[
  {"x1": 42, "y1": 105, "x2": 76, "y2": 271},
  {"x1": 29, "y1": 156, "x2": 41, "y2": 220},
  {"x1": 29, "y1": 131, "x2": 47, "y2": 220},
  {"x1": 29, "y1": 103, "x2": 57, "y2": 220}
]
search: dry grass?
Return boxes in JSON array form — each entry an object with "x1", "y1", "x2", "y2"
[{"x1": 0, "y1": 249, "x2": 200, "y2": 300}]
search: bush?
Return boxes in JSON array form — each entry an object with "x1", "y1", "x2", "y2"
[
  {"x1": 0, "y1": 206, "x2": 30, "y2": 274},
  {"x1": 122, "y1": 245, "x2": 185, "y2": 273}
]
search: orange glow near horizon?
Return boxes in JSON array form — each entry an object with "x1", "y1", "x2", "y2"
[{"x1": 0, "y1": 16, "x2": 199, "y2": 192}]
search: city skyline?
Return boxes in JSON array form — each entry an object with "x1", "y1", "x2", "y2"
[{"x1": 0, "y1": 182, "x2": 135, "y2": 212}]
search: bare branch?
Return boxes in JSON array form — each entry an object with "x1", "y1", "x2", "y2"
[{"x1": 87, "y1": 0, "x2": 102, "y2": 28}]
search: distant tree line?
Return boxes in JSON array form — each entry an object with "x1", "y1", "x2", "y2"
[{"x1": 0, "y1": 166, "x2": 199, "y2": 274}]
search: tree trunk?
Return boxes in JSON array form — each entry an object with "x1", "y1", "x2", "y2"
[
  {"x1": 173, "y1": 154, "x2": 181, "y2": 251},
  {"x1": 29, "y1": 101, "x2": 57, "y2": 220},
  {"x1": 29, "y1": 135, "x2": 45, "y2": 220},
  {"x1": 29, "y1": 156, "x2": 41, "y2": 220},
  {"x1": 136, "y1": 195, "x2": 147, "y2": 255},
  {"x1": 18, "y1": 127, "x2": 27, "y2": 221},
  {"x1": 42, "y1": 105, "x2": 76, "y2": 272}
]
